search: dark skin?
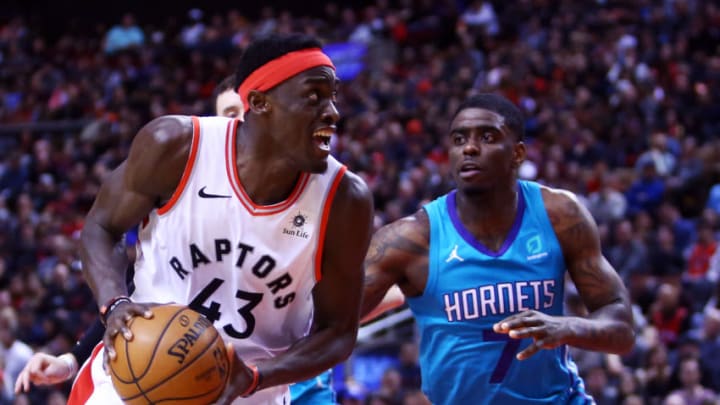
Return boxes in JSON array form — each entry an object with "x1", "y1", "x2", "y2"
[
  {"x1": 361, "y1": 107, "x2": 634, "y2": 361},
  {"x1": 81, "y1": 66, "x2": 374, "y2": 402}
]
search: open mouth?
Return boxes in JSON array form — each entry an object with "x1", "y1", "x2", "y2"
[{"x1": 313, "y1": 128, "x2": 334, "y2": 152}]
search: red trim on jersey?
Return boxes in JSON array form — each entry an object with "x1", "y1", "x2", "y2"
[
  {"x1": 158, "y1": 116, "x2": 201, "y2": 215},
  {"x1": 314, "y1": 165, "x2": 347, "y2": 281},
  {"x1": 225, "y1": 120, "x2": 310, "y2": 216},
  {"x1": 67, "y1": 343, "x2": 104, "y2": 405}
]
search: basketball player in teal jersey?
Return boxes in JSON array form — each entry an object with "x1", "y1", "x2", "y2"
[{"x1": 360, "y1": 94, "x2": 635, "y2": 404}]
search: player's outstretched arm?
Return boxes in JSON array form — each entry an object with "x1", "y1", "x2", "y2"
[
  {"x1": 494, "y1": 188, "x2": 634, "y2": 359},
  {"x1": 14, "y1": 352, "x2": 77, "y2": 392},
  {"x1": 80, "y1": 115, "x2": 193, "y2": 360},
  {"x1": 360, "y1": 285, "x2": 405, "y2": 324},
  {"x1": 14, "y1": 318, "x2": 106, "y2": 393},
  {"x1": 360, "y1": 209, "x2": 429, "y2": 319}
]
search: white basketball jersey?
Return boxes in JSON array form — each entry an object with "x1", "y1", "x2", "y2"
[{"x1": 132, "y1": 116, "x2": 347, "y2": 404}]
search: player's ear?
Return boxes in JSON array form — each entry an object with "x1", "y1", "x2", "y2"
[
  {"x1": 512, "y1": 141, "x2": 526, "y2": 169},
  {"x1": 247, "y1": 91, "x2": 270, "y2": 114}
]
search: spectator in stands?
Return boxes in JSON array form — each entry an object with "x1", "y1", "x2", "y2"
[
  {"x1": 0, "y1": 308, "x2": 32, "y2": 402},
  {"x1": 625, "y1": 161, "x2": 666, "y2": 217},
  {"x1": 586, "y1": 172, "x2": 628, "y2": 224},
  {"x1": 621, "y1": 394, "x2": 644, "y2": 405},
  {"x1": 667, "y1": 357, "x2": 716, "y2": 405},
  {"x1": 698, "y1": 307, "x2": 720, "y2": 391},
  {"x1": 395, "y1": 341, "x2": 421, "y2": 391},
  {"x1": 366, "y1": 392, "x2": 395, "y2": 405},
  {"x1": 684, "y1": 221, "x2": 719, "y2": 310},
  {"x1": 459, "y1": 0, "x2": 499, "y2": 37},
  {"x1": 607, "y1": 220, "x2": 648, "y2": 290},
  {"x1": 375, "y1": 368, "x2": 403, "y2": 405},
  {"x1": 667, "y1": 136, "x2": 704, "y2": 194},
  {"x1": 685, "y1": 221, "x2": 718, "y2": 282},
  {"x1": 635, "y1": 132, "x2": 677, "y2": 179},
  {"x1": 649, "y1": 225, "x2": 685, "y2": 280},
  {"x1": 103, "y1": 13, "x2": 145, "y2": 54},
  {"x1": 617, "y1": 367, "x2": 642, "y2": 404},
  {"x1": 650, "y1": 283, "x2": 691, "y2": 349},
  {"x1": 638, "y1": 342, "x2": 673, "y2": 404},
  {"x1": 0, "y1": 2, "x2": 719, "y2": 403},
  {"x1": 179, "y1": 9, "x2": 206, "y2": 49},
  {"x1": 336, "y1": 384, "x2": 365, "y2": 405},
  {"x1": 657, "y1": 202, "x2": 696, "y2": 254},
  {"x1": 584, "y1": 366, "x2": 618, "y2": 405},
  {"x1": 707, "y1": 183, "x2": 720, "y2": 216},
  {"x1": 0, "y1": 351, "x2": 8, "y2": 405}
]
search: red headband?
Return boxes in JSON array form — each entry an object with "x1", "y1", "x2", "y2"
[{"x1": 238, "y1": 48, "x2": 336, "y2": 112}]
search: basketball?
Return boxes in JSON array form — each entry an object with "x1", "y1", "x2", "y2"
[{"x1": 109, "y1": 304, "x2": 230, "y2": 404}]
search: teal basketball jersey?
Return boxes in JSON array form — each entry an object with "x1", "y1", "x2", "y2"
[
  {"x1": 290, "y1": 369, "x2": 335, "y2": 404},
  {"x1": 406, "y1": 181, "x2": 592, "y2": 405}
]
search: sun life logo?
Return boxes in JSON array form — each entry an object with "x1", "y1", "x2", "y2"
[
  {"x1": 292, "y1": 213, "x2": 307, "y2": 228},
  {"x1": 283, "y1": 212, "x2": 310, "y2": 239}
]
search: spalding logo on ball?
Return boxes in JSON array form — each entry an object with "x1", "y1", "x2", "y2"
[{"x1": 109, "y1": 304, "x2": 230, "y2": 404}]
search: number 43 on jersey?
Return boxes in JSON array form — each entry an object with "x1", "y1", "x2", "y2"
[{"x1": 189, "y1": 278, "x2": 263, "y2": 339}]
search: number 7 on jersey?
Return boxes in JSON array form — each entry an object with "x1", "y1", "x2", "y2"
[{"x1": 482, "y1": 329, "x2": 522, "y2": 383}]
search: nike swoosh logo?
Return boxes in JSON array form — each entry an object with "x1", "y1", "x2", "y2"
[{"x1": 198, "y1": 186, "x2": 232, "y2": 199}]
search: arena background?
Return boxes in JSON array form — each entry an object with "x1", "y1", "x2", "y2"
[{"x1": 1, "y1": 1, "x2": 720, "y2": 404}]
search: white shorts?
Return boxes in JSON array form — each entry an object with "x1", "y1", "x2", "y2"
[{"x1": 68, "y1": 343, "x2": 291, "y2": 405}]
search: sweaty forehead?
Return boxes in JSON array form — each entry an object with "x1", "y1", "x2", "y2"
[{"x1": 451, "y1": 107, "x2": 506, "y2": 130}]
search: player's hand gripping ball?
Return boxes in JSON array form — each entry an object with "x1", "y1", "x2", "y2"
[{"x1": 109, "y1": 304, "x2": 230, "y2": 404}]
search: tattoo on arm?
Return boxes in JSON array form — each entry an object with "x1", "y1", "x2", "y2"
[
  {"x1": 362, "y1": 214, "x2": 428, "y2": 314},
  {"x1": 366, "y1": 222, "x2": 428, "y2": 263},
  {"x1": 554, "y1": 200, "x2": 615, "y2": 311},
  {"x1": 549, "y1": 192, "x2": 634, "y2": 353}
]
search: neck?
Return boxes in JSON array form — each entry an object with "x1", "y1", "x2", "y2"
[
  {"x1": 456, "y1": 183, "x2": 518, "y2": 223},
  {"x1": 455, "y1": 182, "x2": 519, "y2": 248},
  {"x1": 235, "y1": 123, "x2": 301, "y2": 205}
]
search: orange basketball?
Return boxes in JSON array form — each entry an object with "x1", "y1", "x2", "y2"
[{"x1": 109, "y1": 304, "x2": 230, "y2": 405}]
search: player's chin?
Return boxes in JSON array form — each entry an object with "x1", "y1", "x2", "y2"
[{"x1": 457, "y1": 182, "x2": 491, "y2": 196}]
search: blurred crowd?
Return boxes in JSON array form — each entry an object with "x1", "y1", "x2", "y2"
[{"x1": 1, "y1": 0, "x2": 720, "y2": 404}]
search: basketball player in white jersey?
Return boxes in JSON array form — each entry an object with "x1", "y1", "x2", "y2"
[
  {"x1": 13, "y1": 75, "x2": 244, "y2": 398},
  {"x1": 76, "y1": 33, "x2": 374, "y2": 404},
  {"x1": 15, "y1": 69, "x2": 403, "y2": 403}
]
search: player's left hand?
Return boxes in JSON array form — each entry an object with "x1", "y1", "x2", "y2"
[
  {"x1": 493, "y1": 310, "x2": 571, "y2": 360},
  {"x1": 214, "y1": 343, "x2": 257, "y2": 404}
]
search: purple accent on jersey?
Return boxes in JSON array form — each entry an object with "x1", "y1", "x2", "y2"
[
  {"x1": 482, "y1": 329, "x2": 522, "y2": 383},
  {"x1": 446, "y1": 187, "x2": 526, "y2": 257}
]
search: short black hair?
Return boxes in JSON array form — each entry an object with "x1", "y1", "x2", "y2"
[
  {"x1": 454, "y1": 94, "x2": 525, "y2": 141},
  {"x1": 211, "y1": 75, "x2": 237, "y2": 106},
  {"x1": 235, "y1": 33, "x2": 323, "y2": 89}
]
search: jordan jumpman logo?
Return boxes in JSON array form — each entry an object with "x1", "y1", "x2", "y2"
[{"x1": 445, "y1": 244, "x2": 464, "y2": 263}]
